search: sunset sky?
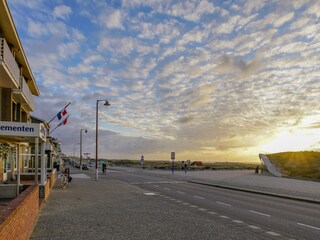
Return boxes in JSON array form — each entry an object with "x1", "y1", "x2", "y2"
[{"x1": 8, "y1": 0, "x2": 320, "y2": 163}]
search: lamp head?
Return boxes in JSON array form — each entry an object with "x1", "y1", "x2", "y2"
[
  {"x1": 104, "y1": 100, "x2": 110, "y2": 106},
  {"x1": 85, "y1": 129, "x2": 88, "y2": 133}
]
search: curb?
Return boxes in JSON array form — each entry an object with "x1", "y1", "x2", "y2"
[{"x1": 188, "y1": 181, "x2": 320, "y2": 205}]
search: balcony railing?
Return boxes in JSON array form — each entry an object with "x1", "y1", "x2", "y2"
[
  {"x1": 0, "y1": 38, "x2": 20, "y2": 88},
  {"x1": 13, "y1": 76, "x2": 35, "y2": 111}
]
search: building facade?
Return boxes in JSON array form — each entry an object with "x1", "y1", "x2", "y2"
[{"x1": 0, "y1": 0, "x2": 41, "y2": 189}]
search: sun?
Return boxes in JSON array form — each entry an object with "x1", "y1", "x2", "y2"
[{"x1": 262, "y1": 129, "x2": 319, "y2": 153}]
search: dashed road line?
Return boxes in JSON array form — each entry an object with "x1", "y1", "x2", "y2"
[
  {"x1": 190, "y1": 205, "x2": 198, "y2": 208},
  {"x1": 220, "y1": 215, "x2": 229, "y2": 219},
  {"x1": 216, "y1": 201, "x2": 231, "y2": 207},
  {"x1": 249, "y1": 210, "x2": 271, "y2": 217},
  {"x1": 297, "y1": 222, "x2": 320, "y2": 231},
  {"x1": 194, "y1": 195, "x2": 205, "y2": 200},
  {"x1": 209, "y1": 211, "x2": 217, "y2": 215},
  {"x1": 153, "y1": 185, "x2": 159, "y2": 187},
  {"x1": 232, "y1": 220, "x2": 244, "y2": 224},
  {"x1": 266, "y1": 231, "x2": 281, "y2": 236},
  {"x1": 248, "y1": 225, "x2": 260, "y2": 229},
  {"x1": 177, "y1": 191, "x2": 185, "y2": 194},
  {"x1": 198, "y1": 208, "x2": 206, "y2": 211},
  {"x1": 163, "y1": 187, "x2": 170, "y2": 190},
  {"x1": 144, "y1": 192, "x2": 157, "y2": 196}
]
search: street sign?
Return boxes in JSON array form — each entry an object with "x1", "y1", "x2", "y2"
[{"x1": 171, "y1": 152, "x2": 175, "y2": 160}]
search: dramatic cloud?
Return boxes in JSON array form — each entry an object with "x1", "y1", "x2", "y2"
[{"x1": 8, "y1": 0, "x2": 320, "y2": 163}]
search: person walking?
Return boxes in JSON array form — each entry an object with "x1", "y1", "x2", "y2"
[{"x1": 140, "y1": 155, "x2": 144, "y2": 169}]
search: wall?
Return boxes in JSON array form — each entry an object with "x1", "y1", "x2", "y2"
[{"x1": 0, "y1": 185, "x2": 39, "y2": 240}]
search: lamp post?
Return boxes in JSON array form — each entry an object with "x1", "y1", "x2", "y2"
[
  {"x1": 80, "y1": 129, "x2": 87, "y2": 171},
  {"x1": 95, "y1": 99, "x2": 110, "y2": 180}
]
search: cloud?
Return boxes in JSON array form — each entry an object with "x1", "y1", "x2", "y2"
[
  {"x1": 100, "y1": 9, "x2": 125, "y2": 30},
  {"x1": 215, "y1": 52, "x2": 264, "y2": 77},
  {"x1": 53, "y1": 5, "x2": 72, "y2": 20}
]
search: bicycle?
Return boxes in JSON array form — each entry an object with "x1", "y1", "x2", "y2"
[
  {"x1": 59, "y1": 167, "x2": 71, "y2": 189},
  {"x1": 60, "y1": 173, "x2": 69, "y2": 189}
]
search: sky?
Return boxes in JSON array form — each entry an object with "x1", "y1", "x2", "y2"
[{"x1": 7, "y1": 0, "x2": 320, "y2": 163}]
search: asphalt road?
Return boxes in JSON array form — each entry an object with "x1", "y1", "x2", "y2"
[{"x1": 102, "y1": 167, "x2": 320, "y2": 240}]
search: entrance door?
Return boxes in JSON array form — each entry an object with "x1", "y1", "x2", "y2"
[{"x1": 3, "y1": 152, "x2": 10, "y2": 182}]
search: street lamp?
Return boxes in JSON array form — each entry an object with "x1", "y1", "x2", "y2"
[
  {"x1": 80, "y1": 129, "x2": 87, "y2": 171},
  {"x1": 95, "y1": 99, "x2": 110, "y2": 180}
]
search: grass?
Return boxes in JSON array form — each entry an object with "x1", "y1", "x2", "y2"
[
  {"x1": 106, "y1": 159, "x2": 257, "y2": 171},
  {"x1": 266, "y1": 151, "x2": 320, "y2": 179}
]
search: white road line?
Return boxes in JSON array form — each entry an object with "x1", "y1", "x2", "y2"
[
  {"x1": 248, "y1": 225, "x2": 260, "y2": 229},
  {"x1": 144, "y1": 192, "x2": 156, "y2": 195},
  {"x1": 216, "y1": 201, "x2": 231, "y2": 207},
  {"x1": 297, "y1": 223, "x2": 320, "y2": 231},
  {"x1": 198, "y1": 208, "x2": 206, "y2": 211},
  {"x1": 209, "y1": 211, "x2": 217, "y2": 215},
  {"x1": 194, "y1": 196, "x2": 205, "y2": 200},
  {"x1": 176, "y1": 200, "x2": 182, "y2": 203},
  {"x1": 153, "y1": 185, "x2": 159, "y2": 187},
  {"x1": 190, "y1": 205, "x2": 198, "y2": 208},
  {"x1": 249, "y1": 210, "x2": 271, "y2": 217},
  {"x1": 182, "y1": 202, "x2": 189, "y2": 205},
  {"x1": 163, "y1": 187, "x2": 170, "y2": 190},
  {"x1": 233, "y1": 220, "x2": 244, "y2": 224},
  {"x1": 220, "y1": 215, "x2": 229, "y2": 219},
  {"x1": 177, "y1": 191, "x2": 185, "y2": 194},
  {"x1": 266, "y1": 231, "x2": 281, "y2": 236}
]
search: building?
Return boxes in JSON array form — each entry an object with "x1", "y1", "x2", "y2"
[
  {"x1": 0, "y1": 1, "x2": 59, "y2": 239},
  {"x1": 0, "y1": 0, "x2": 44, "y2": 191}
]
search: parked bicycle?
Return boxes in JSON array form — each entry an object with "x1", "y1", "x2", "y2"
[{"x1": 60, "y1": 167, "x2": 72, "y2": 189}]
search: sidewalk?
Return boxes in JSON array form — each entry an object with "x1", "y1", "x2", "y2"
[
  {"x1": 112, "y1": 167, "x2": 320, "y2": 204},
  {"x1": 30, "y1": 168, "x2": 264, "y2": 240}
]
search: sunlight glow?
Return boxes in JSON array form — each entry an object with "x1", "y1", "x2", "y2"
[{"x1": 262, "y1": 128, "x2": 320, "y2": 153}]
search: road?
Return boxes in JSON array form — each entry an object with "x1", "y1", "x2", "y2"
[{"x1": 102, "y1": 167, "x2": 320, "y2": 240}]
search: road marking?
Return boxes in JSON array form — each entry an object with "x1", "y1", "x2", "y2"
[
  {"x1": 176, "y1": 200, "x2": 182, "y2": 203},
  {"x1": 209, "y1": 211, "x2": 217, "y2": 215},
  {"x1": 182, "y1": 203, "x2": 189, "y2": 205},
  {"x1": 249, "y1": 210, "x2": 271, "y2": 217},
  {"x1": 297, "y1": 223, "x2": 320, "y2": 231},
  {"x1": 177, "y1": 191, "x2": 185, "y2": 194},
  {"x1": 190, "y1": 205, "x2": 198, "y2": 208},
  {"x1": 266, "y1": 231, "x2": 281, "y2": 236},
  {"x1": 220, "y1": 215, "x2": 229, "y2": 219},
  {"x1": 198, "y1": 208, "x2": 206, "y2": 211},
  {"x1": 163, "y1": 187, "x2": 170, "y2": 190},
  {"x1": 248, "y1": 225, "x2": 260, "y2": 229},
  {"x1": 194, "y1": 196, "x2": 205, "y2": 200},
  {"x1": 153, "y1": 185, "x2": 159, "y2": 187},
  {"x1": 144, "y1": 192, "x2": 157, "y2": 195},
  {"x1": 216, "y1": 201, "x2": 231, "y2": 207},
  {"x1": 233, "y1": 220, "x2": 244, "y2": 224}
]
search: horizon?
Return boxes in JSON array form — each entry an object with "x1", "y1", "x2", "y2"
[{"x1": 8, "y1": 0, "x2": 320, "y2": 162}]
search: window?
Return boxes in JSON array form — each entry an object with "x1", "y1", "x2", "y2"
[{"x1": 12, "y1": 101, "x2": 19, "y2": 122}]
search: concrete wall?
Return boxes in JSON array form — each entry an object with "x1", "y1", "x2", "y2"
[{"x1": 0, "y1": 185, "x2": 39, "y2": 240}]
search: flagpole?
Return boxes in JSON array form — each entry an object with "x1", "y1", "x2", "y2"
[
  {"x1": 49, "y1": 115, "x2": 69, "y2": 134},
  {"x1": 49, "y1": 124, "x2": 60, "y2": 134},
  {"x1": 48, "y1": 102, "x2": 71, "y2": 124}
]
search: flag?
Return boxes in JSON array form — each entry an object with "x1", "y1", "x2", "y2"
[
  {"x1": 50, "y1": 115, "x2": 69, "y2": 134},
  {"x1": 58, "y1": 115, "x2": 69, "y2": 126},
  {"x1": 57, "y1": 108, "x2": 67, "y2": 120},
  {"x1": 48, "y1": 102, "x2": 71, "y2": 124}
]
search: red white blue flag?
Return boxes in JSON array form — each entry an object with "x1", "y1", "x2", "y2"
[{"x1": 57, "y1": 108, "x2": 67, "y2": 120}]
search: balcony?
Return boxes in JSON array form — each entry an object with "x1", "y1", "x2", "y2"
[
  {"x1": 12, "y1": 76, "x2": 35, "y2": 111},
  {"x1": 0, "y1": 38, "x2": 20, "y2": 89}
]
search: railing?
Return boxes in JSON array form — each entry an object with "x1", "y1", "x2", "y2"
[
  {"x1": 12, "y1": 76, "x2": 35, "y2": 111},
  {"x1": 20, "y1": 76, "x2": 34, "y2": 110},
  {"x1": 0, "y1": 38, "x2": 20, "y2": 87}
]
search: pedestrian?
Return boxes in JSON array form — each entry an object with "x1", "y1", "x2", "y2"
[
  {"x1": 184, "y1": 162, "x2": 187, "y2": 173},
  {"x1": 102, "y1": 162, "x2": 106, "y2": 173},
  {"x1": 140, "y1": 155, "x2": 144, "y2": 169}
]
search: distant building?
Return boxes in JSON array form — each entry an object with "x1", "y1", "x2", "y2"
[{"x1": 191, "y1": 161, "x2": 203, "y2": 166}]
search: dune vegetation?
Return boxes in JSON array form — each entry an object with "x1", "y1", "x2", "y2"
[{"x1": 267, "y1": 151, "x2": 320, "y2": 180}]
